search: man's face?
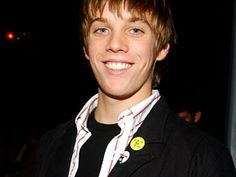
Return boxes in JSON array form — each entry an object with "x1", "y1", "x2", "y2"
[{"x1": 84, "y1": 3, "x2": 159, "y2": 100}]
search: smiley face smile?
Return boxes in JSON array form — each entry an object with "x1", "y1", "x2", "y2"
[{"x1": 105, "y1": 62, "x2": 132, "y2": 70}]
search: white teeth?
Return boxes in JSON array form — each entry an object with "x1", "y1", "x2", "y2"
[{"x1": 105, "y1": 62, "x2": 131, "y2": 70}]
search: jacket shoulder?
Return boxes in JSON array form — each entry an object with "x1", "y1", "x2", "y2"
[
  {"x1": 41, "y1": 119, "x2": 75, "y2": 141},
  {"x1": 166, "y1": 111, "x2": 236, "y2": 175}
]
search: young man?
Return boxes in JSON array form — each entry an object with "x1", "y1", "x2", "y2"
[{"x1": 32, "y1": 0, "x2": 236, "y2": 177}]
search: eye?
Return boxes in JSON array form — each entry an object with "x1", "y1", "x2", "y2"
[
  {"x1": 130, "y1": 27, "x2": 144, "y2": 35},
  {"x1": 94, "y1": 27, "x2": 109, "y2": 34}
]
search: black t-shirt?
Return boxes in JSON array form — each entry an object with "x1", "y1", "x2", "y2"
[{"x1": 76, "y1": 110, "x2": 120, "y2": 177}]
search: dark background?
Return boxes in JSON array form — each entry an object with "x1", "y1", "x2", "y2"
[{"x1": 0, "y1": 0, "x2": 234, "y2": 142}]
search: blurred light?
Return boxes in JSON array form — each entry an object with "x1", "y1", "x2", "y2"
[
  {"x1": 0, "y1": 30, "x2": 32, "y2": 49},
  {"x1": 6, "y1": 32, "x2": 15, "y2": 40}
]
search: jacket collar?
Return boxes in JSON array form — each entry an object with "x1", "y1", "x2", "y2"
[{"x1": 134, "y1": 96, "x2": 169, "y2": 143}]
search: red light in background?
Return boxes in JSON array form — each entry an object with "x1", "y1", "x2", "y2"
[{"x1": 6, "y1": 32, "x2": 15, "y2": 40}]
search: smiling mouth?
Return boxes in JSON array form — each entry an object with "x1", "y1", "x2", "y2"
[{"x1": 105, "y1": 62, "x2": 132, "y2": 70}]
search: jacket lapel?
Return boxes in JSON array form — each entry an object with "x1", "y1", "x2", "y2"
[
  {"x1": 44, "y1": 121, "x2": 77, "y2": 177},
  {"x1": 109, "y1": 97, "x2": 169, "y2": 177},
  {"x1": 109, "y1": 143, "x2": 156, "y2": 177}
]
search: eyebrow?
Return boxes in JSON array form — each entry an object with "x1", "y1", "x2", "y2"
[
  {"x1": 129, "y1": 17, "x2": 152, "y2": 28},
  {"x1": 90, "y1": 16, "x2": 151, "y2": 27},
  {"x1": 90, "y1": 17, "x2": 108, "y2": 25}
]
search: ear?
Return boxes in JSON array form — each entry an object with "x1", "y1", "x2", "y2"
[
  {"x1": 83, "y1": 47, "x2": 90, "y2": 60},
  {"x1": 194, "y1": 111, "x2": 202, "y2": 123},
  {"x1": 156, "y1": 44, "x2": 170, "y2": 61}
]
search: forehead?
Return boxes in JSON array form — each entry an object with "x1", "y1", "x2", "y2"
[{"x1": 93, "y1": 1, "x2": 153, "y2": 22}]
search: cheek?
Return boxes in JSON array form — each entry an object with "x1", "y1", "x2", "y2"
[
  {"x1": 133, "y1": 38, "x2": 155, "y2": 56},
  {"x1": 135, "y1": 42, "x2": 155, "y2": 63},
  {"x1": 87, "y1": 40, "x2": 104, "y2": 57}
]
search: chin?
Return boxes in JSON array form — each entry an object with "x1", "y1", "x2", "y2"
[{"x1": 101, "y1": 87, "x2": 137, "y2": 101}]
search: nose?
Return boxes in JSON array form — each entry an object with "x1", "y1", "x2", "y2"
[{"x1": 106, "y1": 32, "x2": 128, "y2": 53}]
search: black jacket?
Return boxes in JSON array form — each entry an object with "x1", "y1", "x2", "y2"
[{"x1": 32, "y1": 97, "x2": 236, "y2": 177}]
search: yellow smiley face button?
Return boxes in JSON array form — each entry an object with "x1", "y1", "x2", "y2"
[{"x1": 130, "y1": 137, "x2": 145, "y2": 151}]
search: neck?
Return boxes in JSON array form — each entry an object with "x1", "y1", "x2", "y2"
[{"x1": 94, "y1": 89, "x2": 152, "y2": 124}]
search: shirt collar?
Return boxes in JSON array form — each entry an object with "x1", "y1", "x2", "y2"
[
  {"x1": 117, "y1": 90, "x2": 161, "y2": 134},
  {"x1": 75, "y1": 90, "x2": 160, "y2": 131}
]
